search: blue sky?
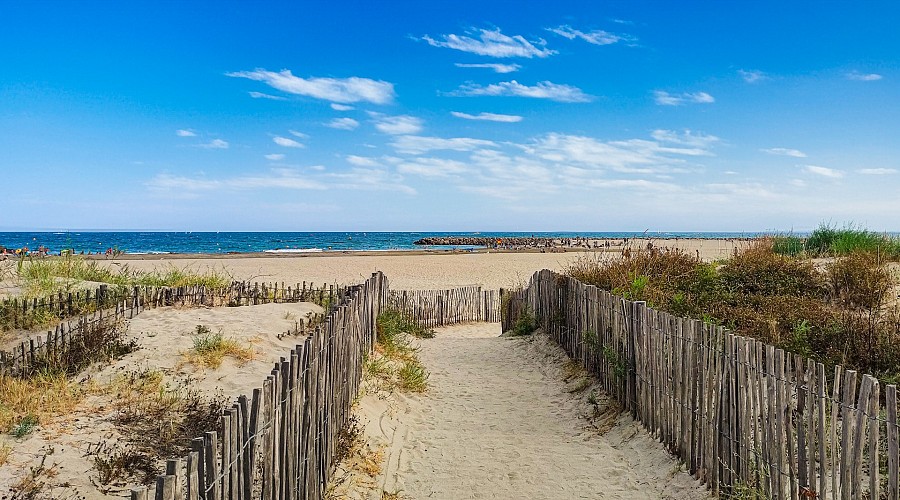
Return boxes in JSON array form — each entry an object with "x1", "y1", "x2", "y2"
[{"x1": 2, "y1": 1, "x2": 899, "y2": 231}]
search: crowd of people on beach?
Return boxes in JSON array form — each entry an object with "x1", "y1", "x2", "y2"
[{"x1": 0, "y1": 245, "x2": 122, "y2": 260}]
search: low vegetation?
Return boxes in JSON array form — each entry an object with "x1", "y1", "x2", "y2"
[
  {"x1": 101, "y1": 368, "x2": 228, "y2": 485},
  {"x1": 183, "y1": 324, "x2": 255, "y2": 369},
  {"x1": 565, "y1": 230, "x2": 900, "y2": 386},
  {"x1": 1, "y1": 317, "x2": 135, "y2": 436},
  {"x1": 365, "y1": 308, "x2": 431, "y2": 393},
  {"x1": 1, "y1": 255, "x2": 233, "y2": 333},
  {"x1": 772, "y1": 223, "x2": 900, "y2": 259}
]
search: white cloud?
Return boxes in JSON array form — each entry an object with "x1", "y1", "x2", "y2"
[
  {"x1": 396, "y1": 157, "x2": 470, "y2": 178},
  {"x1": 330, "y1": 103, "x2": 354, "y2": 111},
  {"x1": 264, "y1": 153, "x2": 286, "y2": 161},
  {"x1": 454, "y1": 62, "x2": 521, "y2": 73},
  {"x1": 226, "y1": 69, "x2": 395, "y2": 104},
  {"x1": 390, "y1": 135, "x2": 498, "y2": 155},
  {"x1": 847, "y1": 71, "x2": 883, "y2": 81},
  {"x1": 248, "y1": 91, "x2": 286, "y2": 100},
  {"x1": 858, "y1": 168, "x2": 897, "y2": 175},
  {"x1": 198, "y1": 139, "x2": 229, "y2": 149},
  {"x1": 288, "y1": 130, "x2": 308, "y2": 138},
  {"x1": 762, "y1": 147, "x2": 807, "y2": 158},
  {"x1": 522, "y1": 132, "x2": 715, "y2": 174},
  {"x1": 790, "y1": 179, "x2": 807, "y2": 187},
  {"x1": 803, "y1": 165, "x2": 843, "y2": 178},
  {"x1": 650, "y1": 129, "x2": 720, "y2": 149},
  {"x1": 421, "y1": 28, "x2": 555, "y2": 58},
  {"x1": 325, "y1": 167, "x2": 416, "y2": 195},
  {"x1": 148, "y1": 170, "x2": 325, "y2": 192},
  {"x1": 654, "y1": 90, "x2": 715, "y2": 106},
  {"x1": 547, "y1": 25, "x2": 636, "y2": 46},
  {"x1": 325, "y1": 117, "x2": 360, "y2": 130},
  {"x1": 738, "y1": 70, "x2": 768, "y2": 83},
  {"x1": 451, "y1": 111, "x2": 523, "y2": 123},
  {"x1": 451, "y1": 80, "x2": 592, "y2": 102},
  {"x1": 176, "y1": 129, "x2": 196, "y2": 137},
  {"x1": 372, "y1": 115, "x2": 424, "y2": 135},
  {"x1": 273, "y1": 136, "x2": 304, "y2": 148},
  {"x1": 346, "y1": 155, "x2": 380, "y2": 167}
]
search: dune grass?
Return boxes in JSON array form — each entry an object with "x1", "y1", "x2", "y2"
[
  {"x1": 565, "y1": 240, "x2": 900, "y2": 385},
  {"x1": 14, "y1": 254, "x2": 232, "y2": 298},
  {"x1": 103, "y1": 367, "x2": 229, "y2": 484},
  {"x1": 365, "y1": 308, "x2": 430, "y2": 393},
  {"x1": 0, "y1": 372, "x2": 84, "y2": 436},
  {"x1": 772, "y1": 223, "x2": 900, "y2": 259},
  {"x1": 183, "y1": 324, "x2": 255, "y2": 369}
]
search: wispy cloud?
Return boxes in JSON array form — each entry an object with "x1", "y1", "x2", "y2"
[
  {"x1": 325, "y1": 167, "x2": 416, "y2": 195},
  {"x1": 325, "y1": 117, "x2": 360, "y2": 130},
  {"x1": 176, "y1": 129, "x2": 196, "y2": 137},
  {"x1": 248, "y1": 91, "x2": 287, "y2": 100},
  {"x1": 450, "y1": 80, "x2": 592, "y2": 102},
  {"x1": 762, "y1": 147, "x2": 807, "y2": 158},
  {"x1": 420, "y1": 28, "x2": 555, "y2": 58},
  {"x1": 858, "y1": 168, "x2": 897, "y2": 175},
  {"x1": 148, "y1": 170, "x2": 325, "y2": 192},
  {"x1": 654, "y1": 90, "x2": 715, "y2": 106},
  {"x1": 346, "y1": 155, "x2": 380, "y2": 167},
  {"x1": 454, "y1": 62, "x2": 521, "y2": 73},
  {"x1": 226, "y1": 69, "x2": 395, "y2": 104},
  {"x1": 522, "y1": 131, "x2": 717, "y2": 173},
  {"x1": 273, "y1": 136, "x2": 304, "y2": 148},
  {"x1": 389, "y1": 135, "x2": 498, "y2": 155},
  {"x1": 738, "y1": 69, "x2": 768, "y2": 83},
  {"x1": 803, "y1": 165, "x2": 843, "y2": 178},
  {"x1": 330, "y1": 103, "x2": 354, "y2": 111},
  {"x1": 650, "y1": 129, "x2": 720, "y2": 149},
  {"x1": 547, "y1": 25, "x2": 636, "y2": 46},
  {"x1": 264, "y1": 153, "x2": 285, "y2": 161},
  {"x1": 372, "y1": 115, "x2": 424, "y2": 135},
  {"x1": 451, "y1": 111, "x2": 523, "y2": 123},
  {"x1": 395, "y1": 157, "x2": 470, "y2": 178},
  {"x1": 288, "y1": 130, "x2": 308, "y2": 139},
  {"x1": 198, "y1": 139, "x2": 229, "y2": 149},
  {"x1": 847, "y1": 71, "x2": 883, "y2": 81}
]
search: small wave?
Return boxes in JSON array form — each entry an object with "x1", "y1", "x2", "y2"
[{"x1": 264, "y1": 248, "x2": 324, "y2": 253}]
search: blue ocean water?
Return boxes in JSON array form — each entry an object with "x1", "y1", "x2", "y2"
[{"x1": 0, "y1": 231, "x2": 768, "y2": 255}]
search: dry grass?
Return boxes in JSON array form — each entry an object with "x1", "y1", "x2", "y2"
[
  {"x1": 0, "y1": 442, "x2": 11, "y2": 466},
  {"x1": 0, "y1": 372, "x2": 83, "y2": 435},
  {"x1": 564, "y1": 240, "x2": 900, "y2": 385},
  {"x1": 99, "y1": 368, "x2": 227, "y2": 484},
  {"x1": 182, "y1": 325, "x2": 255, "y2": 369}
]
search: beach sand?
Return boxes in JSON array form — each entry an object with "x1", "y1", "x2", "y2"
[{"x1": 105, "y1": 238, "x2": 750, "y2": 291}]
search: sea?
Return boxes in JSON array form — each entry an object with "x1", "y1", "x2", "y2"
[{"x1": 0, "y1": 231, "x2": 769, "y2": 255}]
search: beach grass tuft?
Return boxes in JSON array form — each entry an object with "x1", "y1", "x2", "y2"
[
  {"x1": 184, "y1": 324, "x2": 255, "y2": 369},
  {"x1": 366, "y1": 308, "x2": 431, "y2": 393}
]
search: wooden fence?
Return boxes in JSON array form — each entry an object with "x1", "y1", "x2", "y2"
[
  {"x1": 505, "y1": 269, "x2": 898, "y2": 500},
  {"x1": 131, "y1": 272, "x2": 389, "y2": 500},
  {"x1": 0, "y1": 281, "x2": 341, "y2": 376},
  {"x1": 0, "y1": 281, "x2": 344, "y2": 332},
  {"x1": 388, "y1": 286, "x2": 500, "y2": 328}
]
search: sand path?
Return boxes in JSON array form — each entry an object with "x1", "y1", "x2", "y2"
[{"x1": 368, "y1": 323, "x2": 710, "y2": 499}]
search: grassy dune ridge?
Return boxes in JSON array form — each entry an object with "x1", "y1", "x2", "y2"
[{"x1": 566, "y1": 233, "x2": 900, "y2": 386}]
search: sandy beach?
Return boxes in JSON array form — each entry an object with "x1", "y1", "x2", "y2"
[{"x1": 103, "y1": 238, "x2": 750, "y2": 291}]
